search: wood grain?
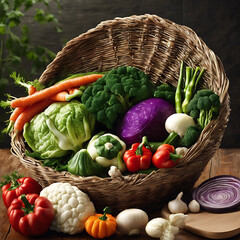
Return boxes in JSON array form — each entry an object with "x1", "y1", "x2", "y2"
[
  {"x1": 210, "y1": 149, "x2": 240, "y2": 177},
  {"x1": 0, "y1": 148, "x2": 240, "y2": 240}
]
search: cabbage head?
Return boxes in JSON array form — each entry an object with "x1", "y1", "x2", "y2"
[{"x1": 23, "y1": 100, "x2": 95, "y2": 159}]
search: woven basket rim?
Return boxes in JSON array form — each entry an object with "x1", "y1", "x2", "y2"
[
  {"x1": 11, "y1": 14, "x2": 230, "y2": 188},
  {"x1": 38, "y1": 14, "x2": 230, "y2": 100}
]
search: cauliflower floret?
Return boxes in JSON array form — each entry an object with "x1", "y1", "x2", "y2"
[
  {"x1": 168, "y1": 213, "x2": 187, "y2": 229},
  {"x1": 161, "y1": 225, "x2": 179, "y2": 240},
  {"x1": 145, "y1": 218, "x2": 169, "y2": 238},
  {"x1": 108, "y1": 166, "x2": 123, "y2": 179},
  {"x1": 145, "y1": 214, "x2": 187, "y2": 240},
  {"x1": 40, "y1": 182, "x2": 95, "y2": 234}
]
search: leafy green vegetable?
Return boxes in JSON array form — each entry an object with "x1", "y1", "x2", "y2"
[
  {"x1": 23, "y1": 100, "x2": 95, "y2": 159},
  {"x1": 137, "y1": 167, "x2": 158, "y2": 175},
  {"x1": 42, "y1": 159, "x2": 68, "y2": 171},
  {"x1": 26, "y1": 150, "x2": 69, "y2": 171},
  {"x1": 81, "y1": 66, "x2": 155, "y2": 129},
  {"x1": 186, "y1": 89, "x2": 220, "y2": 129},
  {"x1": 67, "y1": 149, "x2": 107, "y2": 177}
]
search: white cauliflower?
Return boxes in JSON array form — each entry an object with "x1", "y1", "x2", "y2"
[
  {"x1": 145, "y1": 218, "x2": 169, "y2": 238},
  {"x1": 40, "y1": 182, "x2": 95, "y2": 234},
  {"x1": 108, "y1": 166, "x2": 123, "y2": 179},
  {"x1": 175, "y1": 147, "x2": 188, "y2": 156},
  {"x1": 145, "y1": 213, "x2": 187, "y2": 240},
  {"x1": 168, "y1": 213, "x2": 187, "y2": 229}
]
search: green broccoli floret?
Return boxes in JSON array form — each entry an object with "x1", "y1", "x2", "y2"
[
  {"x1": 154, "y1": 83, "x2": 176, "y2": 103},
  {"x1": 81, "y1": 66, "x2": 155, "y2": 129},
  {"x1": 178, "y1": 125, "x2": 202, "y2": 147},
  {"x1": 187, "y1": 89, "x2": 221, "y2": 129},
  {"x1": 150, "y1": 125, "x2": 202, "y2": 151}
]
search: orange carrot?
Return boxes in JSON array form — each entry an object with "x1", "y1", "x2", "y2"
[
  {"x1": 51, "y1": 88, "x2": 85, "y2": 102},
  {"x1": 11, "y1": 74, "x2": 103, "y2": 108},
  {"x1": 14, "y1": 99, "x2": 54, "y2": 132},
  {"x1": 2, "y1": 107, "x2": 26, "y2": 133},
  {"x1": 68, "y1": 88, "x2": 79, "y2": 95},
  {"x1": 28, "y1": 85, "x2": 37, "y2": 95},
  {"x1": 3, "y1": 86, "x2": 37, "y2": 134},
  {"x1": 10, "y1": 107, "x2": 26, "y2": 122},
  {"x1": 11, "y1": 85, "x2": 36, "y2": 122},
  {"x1": 51, "y1": 91, "x2": 69, "y2": 102}
]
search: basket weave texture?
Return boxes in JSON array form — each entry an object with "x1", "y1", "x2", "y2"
[{"x1": 11, "y1": 14, "x2": 230, "y2": 212}]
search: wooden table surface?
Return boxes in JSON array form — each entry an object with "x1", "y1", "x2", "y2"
[{"x1": 0, "y1": 148, "x2": 240, "y2": 240}]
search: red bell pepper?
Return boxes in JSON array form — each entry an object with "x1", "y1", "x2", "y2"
[
  {"x1": 152, "y1": 144, "x2": 181, "y2": 168},
  {"x1": 123, "y1": 136, "x2": 152, "y2": 172},
  {"x1": 1, "y1": 171, "x2": 42, "y2": 208},
  {"x1": 7, "y1": 193, "x2": 54, "y2": 236}
]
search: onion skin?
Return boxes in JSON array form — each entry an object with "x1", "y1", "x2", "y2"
[
  {"x1": 193, "y1": 175, "x2": 240, "y2": 213},
  {"x1": 117, "y1": 98, "x2": 175, "y2": 145}
]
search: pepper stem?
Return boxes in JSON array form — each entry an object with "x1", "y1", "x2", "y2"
[
  {"x1": 170, "y1": 153, "x2": 182, "y2": 162},
  {"x1": 21, "y1": 194, "x2": 35, "y2": 215},
  {"x1": 99, "y1": 206, "x2": 111, "y2": 221},
  {"x1": 135, "y1": 136, "x2": 151, "y2": 156},
  {"x1": 0, "y1": 171, "x2": 23, "y2": 189}
]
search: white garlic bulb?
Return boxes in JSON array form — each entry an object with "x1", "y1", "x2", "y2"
[
  {"x1": 188, "y1": 199, "x2": 200, "y2": 213},
  {"x1": 168, "y1": 192, "x2": 188, "y2": 214}
]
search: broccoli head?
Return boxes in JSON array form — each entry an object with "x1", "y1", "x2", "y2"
[
  {"x1": 154, "y1": 83, "x2": 176, "y2": 103},
  {"x1": 81, "y1": 66, "x2": 155, "y2": 129},
  {"x1": 186, "y1": 89, "x2": 221, "y2": 129},
  {"x1": 178, "y1": 125, "x2": 202, "y2": 147}
]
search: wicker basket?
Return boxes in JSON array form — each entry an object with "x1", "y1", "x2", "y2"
[{"x1": 11, "y1": 14, "x2": 230, "y2": 213}]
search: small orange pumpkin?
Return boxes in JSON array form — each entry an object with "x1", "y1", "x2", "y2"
[{"x1": 85, "y1": 207, "x2": 117, "y2": 239}]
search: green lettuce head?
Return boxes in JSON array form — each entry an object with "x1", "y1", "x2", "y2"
[{"x1": 23, "y1": 100, "x2": 95, "y2": 159}]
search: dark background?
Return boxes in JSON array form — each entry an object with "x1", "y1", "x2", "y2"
[{"x1": 1, "y1": 0, "x2": 239, "y2": 148}]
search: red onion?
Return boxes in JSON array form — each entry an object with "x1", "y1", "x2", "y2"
[{"x1": 193, "y1": 175, "x2": 240, "y2": 212}]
